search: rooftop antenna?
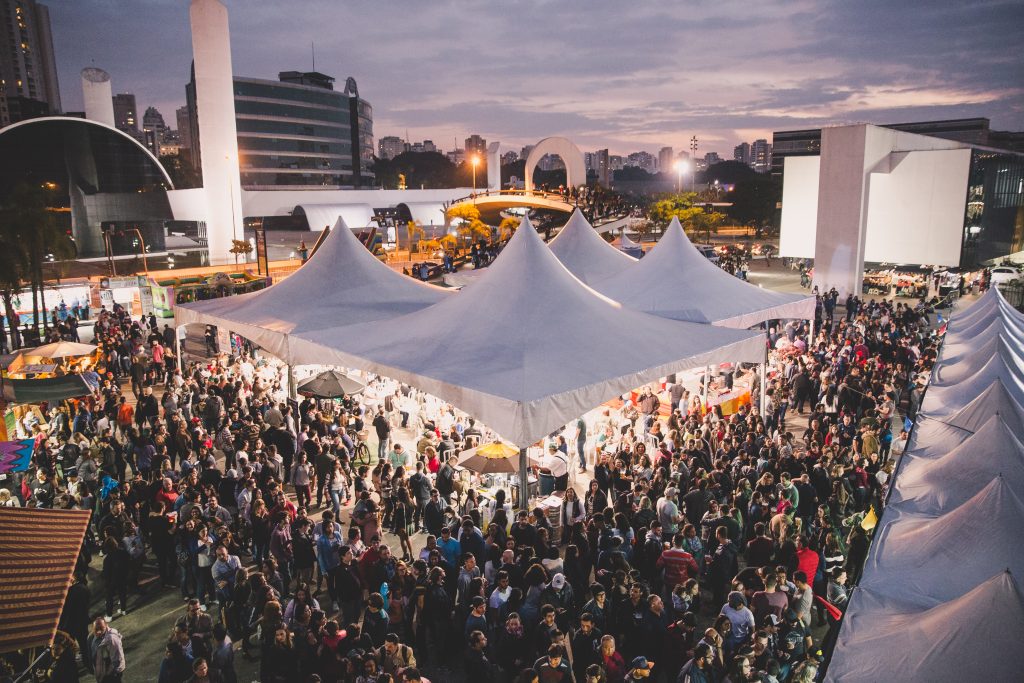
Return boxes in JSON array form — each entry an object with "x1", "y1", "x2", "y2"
[{"x1": 311, "y1": 41, "x2": 315, "y2": 71}]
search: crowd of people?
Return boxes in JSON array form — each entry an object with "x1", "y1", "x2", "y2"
[{"x1": 0, "y1": 280, "x2": 944, "y2": 683}]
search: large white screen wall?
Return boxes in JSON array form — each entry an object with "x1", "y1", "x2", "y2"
[
  {"x1": 779, "y1": 156, "x2": 820, "y2": 258},
  {"x1": 864, "y1": 148, "x2": 972, "y2": 266}
]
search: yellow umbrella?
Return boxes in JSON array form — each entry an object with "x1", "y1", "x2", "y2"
[
  {"x1": 29, "y1": 341, "x2": 97, "y2": 359},
  {"x1": 457, "y1": 441, "x2": 521, "y2": 474}
]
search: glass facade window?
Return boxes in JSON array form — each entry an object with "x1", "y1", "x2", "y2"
[
  {"x1": 232, "y1": 76, "x2": 372, "y2": 189},
  {"x1": 961, "y1": 150, "x2": 1024, "y2": 266}
]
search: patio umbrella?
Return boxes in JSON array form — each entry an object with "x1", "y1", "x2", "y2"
[
  {"x1": 29, "y1": 341, "x2": 97, "y2": 359},
  {"x1": 297, "y1": 369, "x2": 365, "y2": 398},
  {"x1": 456, "y1": 441, "x2": 523, "y2": 474}
]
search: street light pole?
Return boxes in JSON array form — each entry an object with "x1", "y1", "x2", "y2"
[{"x1": 471, "y1": 155, "x2": 479, "y2": 197}]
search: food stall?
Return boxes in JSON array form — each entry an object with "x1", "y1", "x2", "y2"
[{"x1": 150, "y1": 271, "x2": 270, "y2": 319}]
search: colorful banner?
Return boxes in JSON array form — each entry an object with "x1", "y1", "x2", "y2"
[{"x1": 0, "y1": 439, "x2": 34, "y2": 474}]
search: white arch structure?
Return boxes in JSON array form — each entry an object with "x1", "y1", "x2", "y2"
[
  {"x1": 524, "y1": 136, "x2": 586, "y2": 192},
  {"x1": 0, "y1": 115, "x2": 175, "y2": 188}
]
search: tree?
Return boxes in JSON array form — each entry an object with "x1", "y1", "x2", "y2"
[
  {"x1": 0, "y1": 183, "x2": 73, "y2": 344},
  {"x1": 649, "y1": 192, "x2": 704, "y2": 227},
  {"x1": 647, "y1": 192, "x2": 725, "y2": 242},
  {"x1": 726, "y1": 175, "x2": 781, "y2": 232},
  {"x1": 229, "y1": 239, "x2": 252, "y2": 265},
  {"x1": 498, "y1": 216, "x2": 519, "y2": 241},
  {"x1": 407, "y1": 220, "x2": 426, "y2": 252},
  {"x1": 445, "y1": 203, "x2": 490, "y2": 245}
]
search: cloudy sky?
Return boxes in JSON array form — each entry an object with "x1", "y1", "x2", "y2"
[{"x1": 53, "y1": 0, "x2": 1023, "y2": 157}]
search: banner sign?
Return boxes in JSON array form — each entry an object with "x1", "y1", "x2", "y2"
[{"x1": 0, "y1": 439, "x2": 34, "y2": 474}]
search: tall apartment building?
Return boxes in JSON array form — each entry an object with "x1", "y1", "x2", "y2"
[
  {"x1": 594, "y1": 148, "x2": 610, "y2": 186},
  {"x1": 704, "y1": 152, "x2": 722, "y2": 167},
  {"x1": 176, "y1": 105, "x2": 193, "y2": 166},
  {"x1": 734, "y1": 142, "x2": 751, "y2": 165},
  {"x1": 112, "y1": 92, "x2": 139, "y2": 136},
  {"x1": 751, "y1": 138, "x2": 772, "y2": 173},
  {"x1": 658, "y1": 146, "x2": 674, "y2": 173},
  {"x1": 626, "y1": 150, "x2": 657, "y2": 173},
  {"x1": 378, "y1": 135, "x2": 405, "y2": 160},
  {"x1": 465, "y1": 134, "x2": 487, "y2": 157},
  {"x1": 0, "y1": 0, "x2": 60, "y2": 126}
]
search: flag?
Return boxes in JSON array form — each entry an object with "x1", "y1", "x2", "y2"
[
  {"x1": 816, "y1": 595, "x2": 843, "y2": 621},
  {"x1": 0, "y1": 440, "x2": 34, "y2": 474},
  {"x1": 861, "y1": 506, "x2": 878, "y2": 531}
]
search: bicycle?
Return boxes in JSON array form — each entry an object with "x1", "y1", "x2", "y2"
[{"x1": 349, "y1": 428, "x2": 373, "y2": 467}]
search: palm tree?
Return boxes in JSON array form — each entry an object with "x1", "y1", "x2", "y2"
[{"x1": 0, "y1": 183, "x2": 74, "y2": 345}]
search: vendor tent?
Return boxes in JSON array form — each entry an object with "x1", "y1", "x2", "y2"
[
  {"x1": 0, "y1": 507, "x2": 91, "y2": 653},
  {"x1": 0, "y1": 374, "x2": 92, "y2": 403},
  {"x1": 609, "y1": 231, "x2": 643, "y2": 258},
  {"x1": 548, "y1": 209, "x2": 635, "y2": 285},
  {"x1": 175, "y1": 218, "x2": 449, "y2": 363},
  {"x1": 592, "y1": 217, "x2": 815, "y2": 328},
  {"x1": 859, "y1": 476, "x2": 1024, "y2": 605},
  {"x1": 826, "y1": 571, "x2": 1024, "y2": 683},
  {"x1": 889, "y1": 416, "x2": 1024, "y2": 514},
  {"x1": 918, "y1": 378, "x2": 1024, "y2": 433},
  {"x1": 290, "y1": 217, "x2": 765, "y2": 447},
  {"x1": 931, "y1": 334, "x2": 1024, "y2": 385},
  {"x1": 942, "y1": 310, "x2": 1024, "y2": 349},
  {"x1": 297, "y1": 369, "x2": 365, "y2": 398}
]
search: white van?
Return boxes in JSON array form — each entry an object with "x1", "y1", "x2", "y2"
[{"x1": 694, "y1": 244, "x2": 720, "y2": 265}]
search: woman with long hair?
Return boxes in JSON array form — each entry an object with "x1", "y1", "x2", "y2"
[{"x1": 560, "y1": 488, "x2": 584, "y2": 544}]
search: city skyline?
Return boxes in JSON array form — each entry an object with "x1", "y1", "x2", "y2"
[{"x1": 51, "y1": 0, "x2": 1024, "y2": 158}]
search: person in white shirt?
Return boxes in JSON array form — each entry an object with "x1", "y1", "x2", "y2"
[{"x1": 537, "y1": 444, "x2": 570, "y2": 492}]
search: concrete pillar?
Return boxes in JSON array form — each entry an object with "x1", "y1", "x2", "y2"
[
  {"x1": 190, "y1": 0, "x2": 243, "y2": 265},
  {"x1": 80, "y1": 68, "x2": 115, "y2": 128},
  {"x1": 487, "y1": 141, "x2": 501, "y2": 191}
]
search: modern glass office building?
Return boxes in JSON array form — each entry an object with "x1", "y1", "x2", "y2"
[
  {"x1": 961, "y1": 149, "x2": 1024, "y2": 266},
  {"x1": 231, "y1": 71, "x2": 373, "y2": 190}
]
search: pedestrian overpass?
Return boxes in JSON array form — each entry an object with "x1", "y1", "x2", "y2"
[{"x1": 444, "y1": 189, "x2": 578, "y2": 223}]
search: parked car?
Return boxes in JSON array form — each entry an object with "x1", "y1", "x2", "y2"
[
  {"x1": 694, "y1": 244, "x2": 720, "y2": 264},
  {"x1": 990, "y1": 266, "x2": 1021, "y2": 286}
]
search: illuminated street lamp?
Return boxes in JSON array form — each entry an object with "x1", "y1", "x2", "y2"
[
  {"x1": 674, "y1": 159, "x2": 691, "y2": 193},
  {"x1": 471, "y1": 155, "x2": 480, "y2": 195}
]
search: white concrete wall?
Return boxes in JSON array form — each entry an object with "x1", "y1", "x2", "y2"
[
  {"x1": 190, "y1": 0, "x2": 243, "y2": 265},
  {"x1": 812, "y1": 125, "x2": 871, "y2": 297},
  {"x1": 241, "y1": 188, "x2": 471, "y2": 222}
]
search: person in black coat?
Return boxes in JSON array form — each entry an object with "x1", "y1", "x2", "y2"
[
  {"x1": 102, "y1": 536, "x2": 130, "y2": 618},
  {"x1": 464, "y1": 629, "x2": 497, "y2": 679}
]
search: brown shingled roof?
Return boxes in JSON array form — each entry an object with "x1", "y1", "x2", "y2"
[{"x1": 0, "y1": 507, "x2": 90, "y2": 654}]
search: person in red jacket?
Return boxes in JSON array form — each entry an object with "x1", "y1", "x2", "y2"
[
  {"x1": 794, "y1": 535, "x2": 819, "y2": 586},
  {"x1": 656, "y1": 532, "x2": 699, "y2": 591}
]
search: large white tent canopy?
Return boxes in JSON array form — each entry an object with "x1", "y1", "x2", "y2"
[
  {"x1": 547, "y1": 209, "x2": 636, "y2": 286},
  {"x1": 291, "y1": 217, "x2": 766, "y2": 447},
  {"x1": 174, "y1": 218, "x2": 449, "y2": 362},
  {"x1": 827, "y1": 571, "x2": 1024, "y2": 682},
  {"x1": 889, "y1": 416, "x2": 1024, "y2": 515},
  {"x1": 826, "y1": 288, "x2": 1024, "y2": 681},
  {"x1": 591, "y1": 217, "x2": 815, "y2": 328}
]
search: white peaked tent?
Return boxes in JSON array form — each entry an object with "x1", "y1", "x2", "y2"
[
  {"x1": 290, "y1": 217, "x2": 765, "y2": 447},
  {"x1": 547, "y1": 209, "x2": 636, "y2": 285},
  {"x1": 889, "y1": 416, "x2": 1024, "y2": 514},
  {"x1": 825, "y1": 571, "x2": 1024, "y2": 683},
  {"x1": 946, "y1": 286, "x2": 1024, "y2": 332},
  {"x1": 942, "y1": 308, "x2": 1024, "y2": 348},
  {"x1": 919, "y1": 378, "x2": 1024, "y2": 432},
  {"x1": 859, "y1": 477, "x2": 1024, "y2": 604},
  {"x1": 930, "y1": 333, "x2": 1024, "y2": 385},
  {"x1": 924, "y1": 352, "x2": 1024, "y2": 409},
  {"x1": 174, "y1": 218, "x2": 449, "y2": 362},
  {"x1": 592, "y1": 217, "x2": 815, "y2": 328}
]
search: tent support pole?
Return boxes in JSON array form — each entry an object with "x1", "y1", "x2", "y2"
[
  {"x1": 287, "y1": 364, "x2": 297, "y2": 401},
  {"x1": 702, "y1": 365, "x2": 710, "y2": 414},
  {"x1": 175, "y1": 324, "x2": 183, "y2": 373},
  {"x1": 759, "y1": 353, "x2": 768, "y2": 419},
  {"x1": 808, "y1": 317, "x2": 815, "y2": 350},
  {"x1": 518, "y1": 447, "x2": 529, "y2": 510}
]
